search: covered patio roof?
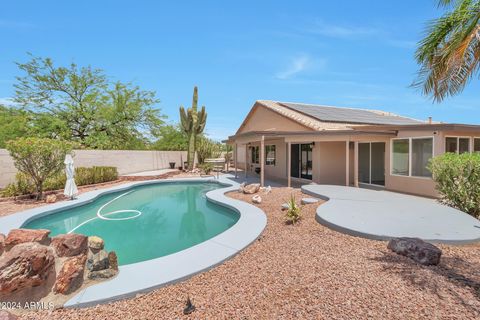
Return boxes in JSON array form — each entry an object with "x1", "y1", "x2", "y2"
[{"x1": 225, "y1": 129, "x2": 396, "y2": 143}]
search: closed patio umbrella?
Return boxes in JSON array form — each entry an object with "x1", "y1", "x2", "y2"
[{"x1": 64, "y1": 154, "x2": 78, "y2": 199}]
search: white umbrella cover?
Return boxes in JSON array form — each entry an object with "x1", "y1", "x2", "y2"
[{"x1": 64, "y1": 154, "x2": 78, "y2": 199}]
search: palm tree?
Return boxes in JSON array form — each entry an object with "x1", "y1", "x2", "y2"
[{"x1": 413, "y1": 0, "x2": 480, "y2": 102}]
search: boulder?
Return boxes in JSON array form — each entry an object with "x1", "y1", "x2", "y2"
[
  {"x1": 238, "y1": 182, "x2": 246, "y2": 193},
  {"x1": 45, "y1": 194, "x2": 57, "y2": 203},
  {"x1": 51, "y1": 233, "x2": 88, "y2": 257},
  {"x1": 4, "y1": 229, "x2": 50, "y2": 248},
  {"x1": 87, "y1": 268, "x2": 117, "y2": 280},
  {"x1": 301, "y1": 198, "x2": 319, "y2": 205},
  {"x1": 252, "y1": 195, "x2": 262, "y2": 204},
  {"x1": 88, "y1": 236, "x2": 104, "y2": 250},
  {"x1": 243, "y1": 183, "x2": 260, "y2": 194},
  {"x1": 0, "y1": 311, "x2": 18, "y2": 320},
  {"x1": 0, "y1": 233, "x2": 5, "y2": 256},
  {"x1": 0, "y1": 242, "x2": 55, "y2": 294},
  {"x1": 53, "y1": 254, "x2": 86, "y2": 294},
  {"x1": 108, "y1": 251, "x2": 118, "y2": 271},
  {"x1": 387, "y1": 237, "x2": 442, "y2": 266},
  {"x1": 87, "y1": 249, "x2": 109, "y2": 271}
]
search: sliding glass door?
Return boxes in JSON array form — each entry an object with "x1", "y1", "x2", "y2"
[
  {"x1": 290, "y1": 143, "x2": 313, "y2": 180},
  {"x1": 358, "y1": 142, "x2": 385, "y2": 186}
]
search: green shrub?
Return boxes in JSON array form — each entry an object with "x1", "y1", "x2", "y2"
[
  {"x1": 428, "y1": 152, "x2": 480, "y2": 218},
  {"x1": 197, "y1": 137, "x2": 222, "y2": 164},
  {"x1": 1, "y1": 166, "x2": 118, "y2": 198},
  {"x1": 199, "y1": 163, "x2": 214, "y2": 175},
  {"x1": 6, "y1": 137, "x2": 74, "y2": 199},
  {"x1": 285, "y1": 194, "x2": 302, "y2": 224}
]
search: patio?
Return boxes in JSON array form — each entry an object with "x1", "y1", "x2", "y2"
[{"x1": 302, "y1": 185, "x2": 480, "y2": 244}]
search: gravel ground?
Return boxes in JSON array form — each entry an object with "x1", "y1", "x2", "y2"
[{"x1": 13, "y1": 186, "x2": 480, "y2": 319}]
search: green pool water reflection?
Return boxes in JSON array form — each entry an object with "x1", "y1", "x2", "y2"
[{"x1": 23, "y1": 182, "x2": 239, "y2": 266}]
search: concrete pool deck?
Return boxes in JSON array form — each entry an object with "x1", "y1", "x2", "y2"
[
  {"x1": 302, "y1": 185, "x2": 480, "y2": 244},
  {"x1": 0, "y1": 176, "x2": 267, "y2": 307}
]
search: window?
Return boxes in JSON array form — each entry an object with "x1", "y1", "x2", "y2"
[
  {"x1": 475, "y1": 138, "x2": 480, "y2": 152},
  {"x1": 412, "y1": 138, "x2": 433, "y2": 177},
  {"x1": 391, "y1": 137, "x2": 433, "y2": 178},
  {"x1": 392, "y1": 139, "x2": 409, "y2": 176},
  {"x1": 265, "y1": 145, "x2": 276, "y2": 165},
  {"x1": 445, "y1": 137, "x2": 470, "y2": 153},
  {"x1": 251, "y1": 146, "x2": 259, "y2": 164}
]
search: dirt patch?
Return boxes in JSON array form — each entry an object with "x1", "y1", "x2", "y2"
[{"x1": 14, "y1": 186, "x2": 480, "y2": 319}]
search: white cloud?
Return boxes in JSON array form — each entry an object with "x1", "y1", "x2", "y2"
[
  {"x1": 276, "y1": 54, "x2": 326, "y2": 80},
  {"x1": 307, "y1": 21, "x2": 381, "y2": 39}
]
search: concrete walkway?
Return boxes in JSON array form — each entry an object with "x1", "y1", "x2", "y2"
[{"x1": 302, "y1": 185, "x2": 480, "y2": 244}]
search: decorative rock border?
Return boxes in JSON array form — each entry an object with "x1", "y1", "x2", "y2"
[{"x1": 0, "y1": 176, "x2": 267, "y2": 308}]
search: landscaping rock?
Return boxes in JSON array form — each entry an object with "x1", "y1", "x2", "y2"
[
  {"x1": 0, "y1": 233, "x2": 5, "y2": 256},
  {"x1": 281, "y1": 203, "x2": 289, "y2": 211},
  {"x1": 51, "y1": 233, "x2": 88, "y2": 257},
  {"x1": 252, "y1": 195, "x2": 262, "y2": 204},
  {"x1": 0, "y1": 311, "x2": 18, "y2": 320},
  {"x1": 88, "y1": 236, "x2": 104, "y2": 250},
  {"x1": 0, "y1": 242, "x2": 55, "y2": 294},
  {"x1": 301, "y1": 198, "x2": 319, "y2": 205},
  {"x1": 238, "y1": 182, "x2": 246, "y2": 193},
  {"x1": 87, "y1": 249, "x2": 109, "y2": 271},
  {"x1": 387, "y1": 237, "x2": 442, "y2": 266},
  {"x1": 4, "y1": 229, "x2": 50, "y2": 248},
  {"x1": 243, "y1": 183, "x2": 260, "y2": 194},
  {"x1": 87, "y1": 268, "x2": 117, "y2": 280},
  {"x1": 108, "y1": 251, "x2": 118, "y2": 271},
  {"x1": 53, "y1": 254, "x2": 86, "y2": 294},
  {"x1": 45, "y1": 194, "x2": 57, "y2": 203}
]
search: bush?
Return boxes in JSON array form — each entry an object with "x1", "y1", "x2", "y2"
[
  {"x1": 197, "y1": 137, "x2": 222, "y2": 164},
  {"x1": 285, "y1": 194, "x2": 302, "y2": 224},
  {"x1": 1, "y1": 166, "x2": 118, "y2": 198},
  {"x1": 199, "y1": 163, "x2": 214, "y2": 175},
  {"x1": 428, "y1": 152, "x2": 480, "y2": 218},
  {"x1": 6, "y1": 137, "x2": 73, "y2": 199}
]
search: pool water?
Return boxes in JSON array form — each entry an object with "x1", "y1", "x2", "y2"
[{"x1": 23, "y1": 182, "x2": 239, "y2": 265}]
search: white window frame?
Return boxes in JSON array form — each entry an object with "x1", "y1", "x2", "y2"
[
  {"x1": 474, "y1": 137, "x2": 480, "y2": 153},
  {"x1": 445, "y1": 136, "x2": 471, "y2": 154},
  {"x1": 390, "y1": 136, "x2": 434, "y2": 179},
  {"x1": 265, "y1": 145, "x2": 276, "y2": 166}
]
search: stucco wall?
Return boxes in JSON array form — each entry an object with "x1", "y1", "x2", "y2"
[
  {"x1": 238, "y1": 107, "x2": 313, "y2": 133},
  {"x1": 0, "y1": 149, "x2": 190, "y2": 188},
  {"x1": 313, "y1": 141, "x2": 347, "y2": 185}
]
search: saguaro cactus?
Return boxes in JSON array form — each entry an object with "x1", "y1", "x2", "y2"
[{"x1": 179, "y1": 86, "x2": 207, "y2": 170}]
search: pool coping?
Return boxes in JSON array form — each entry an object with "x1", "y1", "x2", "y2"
[{"x1": 0, "y1": 175, "x2": 267, "y2": 308}]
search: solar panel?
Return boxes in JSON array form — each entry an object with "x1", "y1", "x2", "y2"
[{"x1": 280, "y1": 102, "x2": 422, "y2": 125}]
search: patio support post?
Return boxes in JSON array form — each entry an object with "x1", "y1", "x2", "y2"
[
  {"x1": 260, "y1": 135, "x2": 265, "y2": 187},
  {"x1": 345, "y1": 140, "x2": 350, "y2": 186},
  {"x1": 245, "y1": 144, "x2": 248, "y2": 178},
  {"x1": 354, "y1": 141, "x2": 359, "y2": 187},
  {"x1": 234, "y1": 143, "x2": 238, "y2": 178},
  {"x1": 287, "y1": 141, "x2": 291, "y2": 188}
]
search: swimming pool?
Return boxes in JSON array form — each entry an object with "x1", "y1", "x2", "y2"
[
  {"x1": 23, "y1": 181, "x2": 240, "y2": 265},
  {"x1": 0, "y1": 177, "x2": 266, "y2": 307}
]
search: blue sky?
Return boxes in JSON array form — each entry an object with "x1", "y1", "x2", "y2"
[{"x1": 1, "y1": 1, "x2": 479, "y2": 140}]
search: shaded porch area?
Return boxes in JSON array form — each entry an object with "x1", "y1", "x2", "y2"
[{"x1": 227, "y1": 130, "x2": 395, "y2": 189}]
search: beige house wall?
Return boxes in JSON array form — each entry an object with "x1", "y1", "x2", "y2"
[
  {"x1": 313, "y1": 141, "x2": 347, "y2": 185},
  {"x1": 0, "y1": 149, "x2": 191, "y2": 188},
  {"x1": 237, "y1": 107, "x2": 313, "y2": 134}
]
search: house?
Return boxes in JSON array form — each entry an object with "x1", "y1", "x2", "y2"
[{"x1": 227, "y1": 100, "x2": 480, "y2": 198}]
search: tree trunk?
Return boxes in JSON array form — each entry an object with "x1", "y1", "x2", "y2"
[{"x1": 35, "y1": 182, "x2": 44, "y2": 200}]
